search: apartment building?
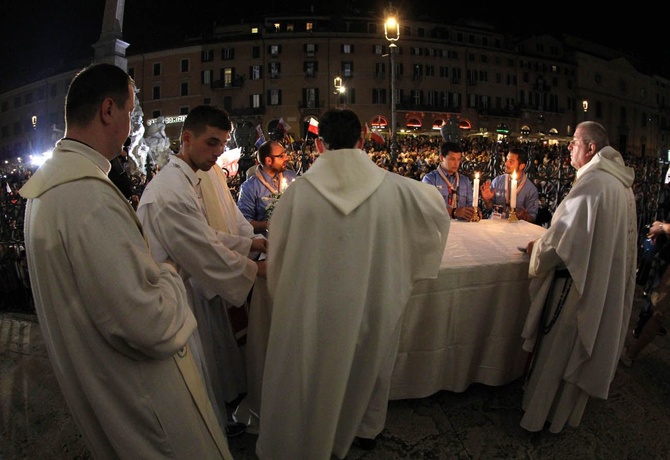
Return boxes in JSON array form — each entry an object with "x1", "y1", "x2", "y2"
[{"x1": 2, "y1": 12, "x2": 670, "y2": 161}]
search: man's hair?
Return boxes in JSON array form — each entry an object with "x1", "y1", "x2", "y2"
[
  {"x1": 440, "y1": 142, "x2": 462, "y2": 157},
  {"x1": 182, "y1": 105, "x2": 232, "y2": 137},
  {"x1": 257, "y1": 140, "x2": 276, "y2": 163},
  {"x1": 578, "y1": 121, "x2": 610, "y2": 150},
  {"x1": 65, "y1": 63, "x2": 134, "y2": 128},
  {"x1": 318, "y1": 109, "x2": 362, "y2": 150},
  {"x1": 508, "y1": 147, "x2": 529, "y2": 165}
]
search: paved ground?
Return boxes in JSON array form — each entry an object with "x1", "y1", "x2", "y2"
[{"x1": 2, "y1": 286, "x2": 669, "y2": 459}]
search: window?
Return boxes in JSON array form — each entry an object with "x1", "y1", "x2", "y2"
[
  {"x1": 306, "y1": 22, "x2": 313, "y2": 32},
  {"x1": 373, "y1": 45, "x2": 383, "y2": 55},
  {"x1": 180, "y1": 82, "x2": 189, "y2": 96},
  {"x1": 269, "y1": 45, "x2": 281, "y2": 56},
  {"x1": 252, "y1": 46, "x2": 261, "y2": 59},
  {"x1": 202, "y1": 50, "x2": 213, "y2": 62},
  {"x1": 268, "y1": 89, "x2": 282, "y2": 106},
  {"x1": 372, "y1": 88, "x2": 386, "y2": 104},
  {"x1": 305, "y1": 43, "x2": 317, "y2": 56},
  {"x1": 223, "y1": 68, "x2": 234, "y2": 87},
  {"x1": 204, "y1": 98, "x2": 211, "y2": 105},
  {"x1": 179, "y1": 106, "x2": 189, "y2": 115},
  {"x1": 251, "y1": 94, "x2": 262, "y2": 108},
  {"x1": 127, "y1": 67, "x2": 135, "y2": 79},
  {"x1": 152, "y1": 110, "x2": 161, "y2": 118},
  {"x1": 222, "y1": 48, "x2": 235, "y2": 60},
  {"x1": 152, "y1": 85, "x2": 161, "y2": 100},
  {"x1": 304, "y1": 61, "x2": 318, "y2": 78},
  {"x1": 153, "y1": 63, "x2": 161, "y2": 76},
  {"x1": 302, "y1": 88, "x2": 319, "y2": 108},
  {"x1": 342, "y1": 44, "x2": 354, "y2": 54},
  {"x1": 342, "y1": 61, "x2": 353, "y2": 77},
  {"x1": 425, "y1": 65, "x2": 435, "y2": 77},
  {"x1": 269, "y1": 62, "x2": 281, "y2": 79},
  {"x1": 250, "y1": 65, "x2": 262, "y2": 80},
  {"x1": 202, "y1": 69, "x2": 212, "y2": 84},
  {"x1": 181, "y1": 59, "x2": 189, "y2": 72},
  {"x1": 375, "y1": 62, "x2": 385, "y2": 78},
  {"x1": 413, "y1": 64, "x2": 423, "y2": 81}
]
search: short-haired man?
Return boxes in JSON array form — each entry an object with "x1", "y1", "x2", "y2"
[
  {"x1": 520, "y1": 121, "x2": 637, "y2": 433},
  {"x1": 481, "y1": 148, "x2": 539, "y2": 223},
  {"x1": 237, "y1": 140, "x2": 298, "y2": 235},
  {"x1": 256, "y1": 108, "x2": 450, "y2": 459},
  {"x1": 137, "y1": 105, "x2": 267, "y2": 437},
  {"x1": 20, "y1": 63, "x2": 233, "y2": 458},
  {"x1": 422, "y1": 142, "x2": 480, "y2": 221}
]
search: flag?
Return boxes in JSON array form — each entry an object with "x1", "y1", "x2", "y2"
[
  {"x1": 255, "y1": 124, "x2": 265, "y2": 149},
  {"x1": 370, "y1": 130, "x2": 385, "y2": 145},
  {"x1": 363, "y1": 123, "x2": 370, "y2": 139},
  {"x1": 308, "y1": 117, "x2": 319, "y2": 136},
  {"x1": 278, "y1": 117, "x2": 292, "y2": 133},
  {"x1": 5, "y1": 182, "x2": 11, "y2": 194}
]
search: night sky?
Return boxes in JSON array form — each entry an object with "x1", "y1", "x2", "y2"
[{"x1": 1, "y1": 0, "x2": 668, "y2": 91}]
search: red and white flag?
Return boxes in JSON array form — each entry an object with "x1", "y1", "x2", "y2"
[
  {"x1": 370, "y1": 130, "x2": 385, "y2": 145},
  {"x1": 308, "y1": 117, "x2": 319, "y2": 136},
  {"x1": 278, "y1": 117, "x2": 292, "y2": 133}
]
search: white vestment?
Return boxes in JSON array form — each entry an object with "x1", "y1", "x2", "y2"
[
  {"x1": 256, "y1": 149, "x2": 450, "y2": 459},
  {"x1": 193, "y1": 164, "x2": 263, "y2": 407},
  {"x1": 137, "y1": 156, "x2": 258, "y2": 427},
  {"x1": 520, "y1": 146, "x2": 637, "y2": 433},
  {"x1": 20, "y1": 139, "x2": 232, "y2": 459}
]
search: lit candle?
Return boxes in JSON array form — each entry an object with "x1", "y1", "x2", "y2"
[
  {"x1": 510, "y1": 171, "x2": 518, "y2": 209},
  {"x1": 473, "y1": 172, "x2": 479, "y2": 207},
  {"x1": 280, "y1": 178, "x2": 287, "y2": 193}
]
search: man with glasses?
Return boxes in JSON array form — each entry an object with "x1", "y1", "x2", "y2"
[{"x1": 237, "y1": 140, "x2": 298, "y2": 236}]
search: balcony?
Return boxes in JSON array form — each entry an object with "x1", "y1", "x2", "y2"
[{"x1": 211, "y1": 76, "x2": 244, "y2": 90}]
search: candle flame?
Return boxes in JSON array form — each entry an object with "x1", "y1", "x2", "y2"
[
  {"x1": 475, "y1": 172, "x2": 479, "y2": 179},
  {"x1": 512, "y1": 170, "x2": 517, "y2": 180}
]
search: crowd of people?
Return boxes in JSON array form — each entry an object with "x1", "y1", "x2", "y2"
[{"x1": 5, "y1": 61, "x2": 668, "y2": 459}]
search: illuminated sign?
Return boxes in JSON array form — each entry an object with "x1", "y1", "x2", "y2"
[{"x1": 146, "y1": 115, "x2": 187, "y2": 126}]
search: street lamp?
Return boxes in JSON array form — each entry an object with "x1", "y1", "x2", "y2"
[
  {"x1": 384, "y1": 3, "x2": 399, "y2": 165},
  {"x1": 333, "y1": 76, "x2": 346, "y2": 107},
  {"x1": 582, "y1": 99, "x2": 589, "y2": 120}
]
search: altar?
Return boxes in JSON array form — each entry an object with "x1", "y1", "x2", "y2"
[
  {"x1": 389, "y1": 218, "x2": 547, "y2": 399},
  {"x1": 243, "y1": 218, "x2": 547, "y2": 416}
]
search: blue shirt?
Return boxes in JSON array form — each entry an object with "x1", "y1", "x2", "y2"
[
  {"x1": 421, "y1": 167, "x2": 473, "y2": 208},
  {"x1": 237, "y1": 167, "x2": 298, "y2": 224},
  {"x1": 488, "y1": 173, "x2": 539, "y2": 220}
]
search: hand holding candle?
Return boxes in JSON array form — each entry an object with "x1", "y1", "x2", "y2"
[
  {"x1": 511, "y1": 171, "x2": 518, "y2": 209},
  {"x1": 473, "y1": 172, "x2": 480, "y2": 207}
]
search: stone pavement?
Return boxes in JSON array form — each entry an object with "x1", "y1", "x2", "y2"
[{"x1": 2, "y1": 287, "x2": 670, "y2": 459}]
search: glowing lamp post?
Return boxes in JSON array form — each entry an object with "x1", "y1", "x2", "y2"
[{"x1": 384, "y1": 4, "x2": 399, "y2": 165}]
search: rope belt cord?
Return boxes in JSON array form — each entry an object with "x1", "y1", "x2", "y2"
[{"x1": 542, "y1": 274, "x2": 572, "y2": 335}]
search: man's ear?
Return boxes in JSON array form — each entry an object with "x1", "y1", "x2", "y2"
[
  {"x1": 315, "y1": 137, "x2": 326, "y2": 153},
  {"x1": 100, "y1": 97, "x2": 115, "y2": 125}
]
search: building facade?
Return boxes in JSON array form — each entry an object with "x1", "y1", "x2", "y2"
[{"x1": 2, "y1": 12, "x2": 670, "y2": 162}]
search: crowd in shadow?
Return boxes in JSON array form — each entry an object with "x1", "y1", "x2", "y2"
[{"x1": 0, "y1": 133, "x2": 664, "y2": 314}]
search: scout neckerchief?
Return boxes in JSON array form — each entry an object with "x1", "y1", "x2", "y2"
[
  {"x1": 255, "y1": 166, "x2": 284, "y2": 195},
  {"x1": 503, "y1": 171, "x2": 528, "y2": 205},
  {"x1": 436, "y1": 165, "x2": 459, "y2": 208}
]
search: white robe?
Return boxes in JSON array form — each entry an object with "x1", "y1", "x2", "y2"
[
  {"x1": 520, "y1": 146, "x2": 637, "y2": 433},
  {"x1": 256, "y1": 149, "x2": 450, "y2": 459},
  {"x1": 137, "y1": 156, "x2": 258, "y2": 427},
  {"x1": 193, "y1": 164, "x2": 262, "y2": 406},
  {"x1": 20, "y1": 139, "x2": 232, "y2": 459}
]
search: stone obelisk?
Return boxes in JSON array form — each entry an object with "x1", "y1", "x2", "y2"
[{"x1": 92, "y1": 0, "x2": 129, "y2": 71}]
